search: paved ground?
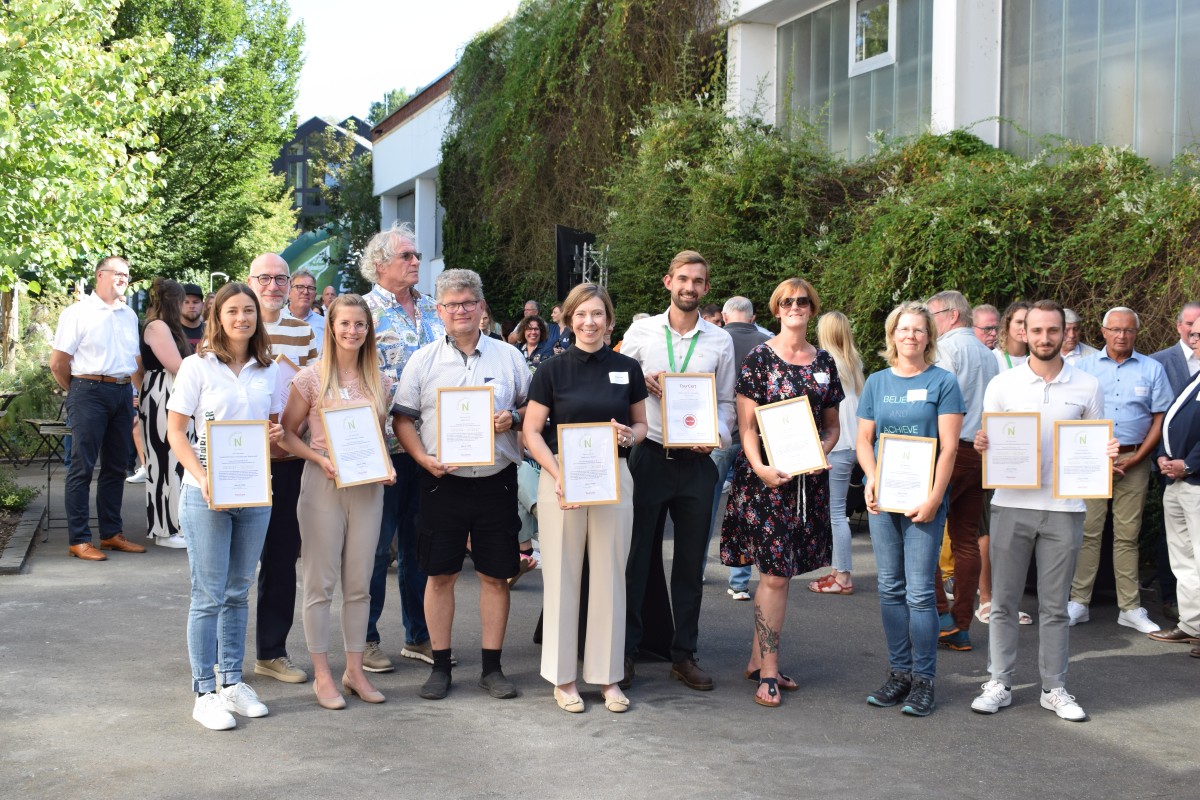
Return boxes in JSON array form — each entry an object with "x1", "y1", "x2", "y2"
[{"x1": 1, "y1": 467, "x2": 1196, "y2": 800}]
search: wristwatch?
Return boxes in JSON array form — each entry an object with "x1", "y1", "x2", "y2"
[{"x1": 511, "y1": 409, "x2": 521, "y2": 426}]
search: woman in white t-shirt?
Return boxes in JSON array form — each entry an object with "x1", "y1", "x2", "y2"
[
  {"x1": 166, "y1": 283, "x2": 283, "y2": 731},
  {"x1": 279, "y1": 295, "x2": 394, "y2": 709}
]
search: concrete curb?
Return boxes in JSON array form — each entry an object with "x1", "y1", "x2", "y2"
[{"x1": 0, "y1": 496, "x2": 48, "y2": 575}]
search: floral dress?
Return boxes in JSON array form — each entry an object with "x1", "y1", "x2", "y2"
[{"x1": 721, "y1": 344, "x2": 844, "y2": 577}]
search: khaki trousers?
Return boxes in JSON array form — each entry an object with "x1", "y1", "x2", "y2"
[
  {"x1": 538, "y1": 463, "x2": 633, "y2": 686},
  {"x1": 298, "y1": 461, "x2": 384, "y2": 654},
  {"x1": 1072, "y1": 457, "x2": 1151, "y2": 611},
  {"x1": 1162, "y1": 480, "x2": 1200, "y2": 637}
]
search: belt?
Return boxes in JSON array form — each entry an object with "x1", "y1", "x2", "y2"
[
  {"x1": 641, "y1": 438, "x2": 709, "y2": 460},
  {"x1": 1118, "y1": 443, "x2": 1140, "y2": 454},
  {"x1": 73, "y1": 374, "x2": 131, "y2": 385}
]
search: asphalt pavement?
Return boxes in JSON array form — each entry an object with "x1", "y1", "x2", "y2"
[{"x1": 0, "y1": 469, "x2": 1196, "y2": 800}]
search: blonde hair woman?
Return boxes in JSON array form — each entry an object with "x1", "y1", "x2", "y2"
[
  {"x1": 809, "y1": 311, "x2": 865, "y2": 595},
  {"x1": 280, "y1": 295, "x2": 395, "y2": 709}
]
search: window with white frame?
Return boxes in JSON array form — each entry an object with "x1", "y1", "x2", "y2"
[{"x1": 849, "y1": 0, "x2": 897, "y2": 76}]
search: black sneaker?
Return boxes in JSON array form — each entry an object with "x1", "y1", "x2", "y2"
[
  {"x1": 419, "y1": 670, "x2": 452, "y2": 700},
  {"x1": 901, "y1": 676, "x2": 935, "y2": 716},
  {"x1": 867, "y1": 669, "x2": 912, "y2": 707},
  {"x1": 479, "y1": 669, "x2": 518, "y2": 699}
]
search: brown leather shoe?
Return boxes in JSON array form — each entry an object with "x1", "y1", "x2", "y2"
[
  {"x1": 618, "y1": 656, "x2": 634, "y2": 690},
  {"x1": 1191, "y1": 646, "x2": 1200, "y2": 659},
  {"x1": 99, "y1": 534, "x2": 147, "y2": 553},
  {"x1": 670, "y1": 657, "x2": 714, "y2": 691},
  {"x1": 68, "y1": 543, "x2": 107, "y2": 561},
  {"x1": 1147, "y1": 626, "x2": 1200, "y2": 644}
]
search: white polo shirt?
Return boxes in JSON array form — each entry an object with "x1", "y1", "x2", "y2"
[
  {"x1": 52, "y1": 292, "x2": 139, "y2": 378},
  {"x1": 167, "y1": 352, "x2": 281, "y2": 488},
  {"x1": 618, "y1": 309, "x2": 737, "y2": 448},
  {"x1": 983, "y1": 361, "x2": 1104, "y2": 513}
]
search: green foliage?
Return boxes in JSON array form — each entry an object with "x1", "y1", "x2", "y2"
[
  {"x1": 602, "y1": 101, "x2": 1200, "y2": 369},
  {"x1": 0, "y1": 466, "x2": 38, "y2": 513},
  {"x1": 440, "y1": 0, "x2": 725, "y2": 318},
  {"x1": 112, "y1": 0, "x2": 304, "y2": 280},
  {"x1": 228, "y1": 173, "x2": 298, "y2": 278},
  {"x1": 368, "y1": 88, "x2": 411, "y2": 127},
  {"x1": 306, "y1": 125, "x2": 380, "y2": 272},
  {"x1": 0, "y1": 0, "x2": 213, "y2": 291}
]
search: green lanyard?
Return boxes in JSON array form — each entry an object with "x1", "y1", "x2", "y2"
[{"x1": 664, "y1": 325, "x2": 700, "y2": 372}]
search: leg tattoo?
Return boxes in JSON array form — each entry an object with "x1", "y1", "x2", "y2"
[{"x1": 754, "y1": 605, "x2": 779, "y2": 657}]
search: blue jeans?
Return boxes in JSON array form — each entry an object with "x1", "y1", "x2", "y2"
[
  {"x1": 366, "y1": 453, "x2": 429, "y2": 646},
  {"x1": 180, "y1": 484, "x2": 271, "y2": 694},
  {"x1": 64, "y1": 378, "x2": 133, "y2": 544},
  {"x1": 708, "y1": 445, "x2": 752, "y2": 591},
  {"x1": 827, "y1": 449, "x2": 857, "y2": 573},
  {"x1": 869, "y1": 502, "x2": 947, "y2": 680}
]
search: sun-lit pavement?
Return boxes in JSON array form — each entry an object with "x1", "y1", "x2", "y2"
[{"x1": 1, "y1": 467, "x2": 1195, "y2": 800}]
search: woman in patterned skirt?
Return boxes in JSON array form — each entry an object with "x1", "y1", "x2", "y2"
[
  {"x1": 721, "y1": 277, "x2": 843, "y2": 707},
  {"x1": 138, "y1": 278, "x2": 193, "y2": 548}
]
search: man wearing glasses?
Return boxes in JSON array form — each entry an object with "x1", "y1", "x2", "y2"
[
  {"x1": 284, "y1": 268, "x2": 324, "y2": 350},
  {"x1": 247, "y1": 253, "x2": 319, "y2": 684},
  {"x1": 971, "y1": 304, "x2": 1000, "y2": 350},
  {"x1": 50, "y1": 257, "x2": 146, "y2": 561},
  {"x1": 1069, "y1": 307, "x2": 1172, "y2": 634}
]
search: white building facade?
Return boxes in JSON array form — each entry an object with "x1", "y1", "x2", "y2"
[{"x1": 727, "y1": 0, "x2": 1200, "y2": 165}]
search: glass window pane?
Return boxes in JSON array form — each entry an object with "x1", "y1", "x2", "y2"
[
  {"x1": 872, "y1": 64, "x2": 896, "y2": 145},
  {"x1": 1028, "y1": 0, "x2": 1065, "y2": 141},
  {"x1": 855, "y1": 0, "x2": 891, "y2": 63},
  {"x1": 776, "y1": 22, "x2": 794, "y2": 128},
  {"x1": 826, "y1": 1, "x2": 851, "y2": 153},
  {"x1": 1179, "y1": 0, "x2": 1200, "y2": 152},
  {"x1": 1001, "y1": 0, "x2": 1034, "y2": 156},
  {"x1": 792, "y1": 15, "x2": 814, "y2": 127},
  {"x1": 1062, "y1": 0, "x2": 1099, "y2": 143},
  {"x1": 1136, "y1": 0, "x2": 1177, "y2": 164},
  {"x1": 1098, "y1": 0, "x2": 1136, "y2": 146}
]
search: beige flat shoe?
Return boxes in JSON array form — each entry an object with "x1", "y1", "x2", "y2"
[
  {"x1": 554, "y1": 687, "x2": 585, "y2": 713},
  {"x1": 603, "y1": 692, "x2": 630, "y2": 713}
]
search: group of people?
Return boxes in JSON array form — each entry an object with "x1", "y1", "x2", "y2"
[{"x1": 48, "y1": 228, "x2": 1200, "y2": 730}]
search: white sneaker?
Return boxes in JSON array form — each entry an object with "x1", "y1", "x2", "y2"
[
  {"x1": 970, "y1": 680, "x2": 1012, "y2": 714},
  {"x1": 727, "y1": 588, "x2": 751, "y2": 601},
  {"x1": 1117, "y1": 607, "x2": 1160, "y2": 633},
  {"x1": 219, "y1": 682, "x2": 269, "y2": 718},
  {"x1": 125, "y1": 466, "x2": 148, "y2": 484},
  {"x1": 1067, "y1": 600, "x2": 1089, "y2": 626},
  {"x1": 155, "y1": 534, "x2": 187, "y2": 549},
  {"x1": 193, "y1": 693, "x2": 236, "y2": 730},
  {"x1": 1040, "y1": 687, "x2": 1087, "y2": 721}
]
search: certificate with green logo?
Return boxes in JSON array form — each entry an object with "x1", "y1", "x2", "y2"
[
  {"x1": 1053, "y1": 420, "x2": 1113, "y2": 499},
  {"x1": 206, "y1": 420, "x2": 272, "y2": 510},
  {"x1": 874, "y1": 434, "x2": 937, "y2": 514},
  {"x1": 436, "y1": 386, "x2": 495, "y2": 467},
  {"x1": 982, "y1": 412, "x2": 1041, "y2": 489},
  {"x1": 321, "y1": 403, "x2": 392, "y2": 488},
  {"x1": 754, "y1": 395, "x2": 828, "y2": 476},
  {"x1": 557, "y1": 422, "x2": 620, "y2": 506}
]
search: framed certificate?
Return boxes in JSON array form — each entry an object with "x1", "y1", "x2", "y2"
[
  {"x1": 320, "y1": 403, "x2": 392, "y2": 488},
  {"x1": 1053, "y1": 420, "x2": 1113, "y2": 499},
  {"x1": 754, "y1": 395, "x2": 828, "y2": 476},
  {"x1": 436, "y1": 386, "x2": 495, "y2": 467},
  {"x1": 272, "y1": 353, "x2": 300, "y2": 412},
  {"x1": 205, "y1": 420, "x2": 272, "y2": 510},
  {"x1": 875, "y1": 434, "x2": 937, "y2": 514},
  {"x1": 557, "y1": 423, "x2": 620, "y2": 506},
  {"x1": 982, "y1": 412, "x2": 1041, "y2": 489},
  {"x1": 661, "y1": 372, "x2": 720, "y2": 448}
]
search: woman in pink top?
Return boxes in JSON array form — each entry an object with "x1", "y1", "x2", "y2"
[{"x1": 280, "y1": 295, "x2": 395, "y2": 709}]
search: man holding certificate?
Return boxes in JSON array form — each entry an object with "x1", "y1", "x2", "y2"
[
  {"x1": 393, "y1": 269, "x2": 531, "y2": 702},
  {"x1": 618, "y1": 250, "x2": 736, "y2": 692},
  {"x1": 971, "y1": 300, "x2": 1117, "y2": 723}
]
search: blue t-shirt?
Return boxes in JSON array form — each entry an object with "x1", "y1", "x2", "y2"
[{"x1": 857, "y1": 365, "x2": 965, "y2": 446}]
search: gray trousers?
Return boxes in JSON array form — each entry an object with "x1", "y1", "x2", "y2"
[{"x1": 988, "y1": 505, "x2": 1084, "y2": 690}]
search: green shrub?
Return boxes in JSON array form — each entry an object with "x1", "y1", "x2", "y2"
[{"x1": 0, "y1": 466, "x2": 39, "y2": 513}]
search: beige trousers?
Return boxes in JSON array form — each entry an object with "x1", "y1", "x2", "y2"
[
  {"x1": 538, "y1": 462, "x2": 633, "y2": 686},
  {"x1": 1073, "y1": 457, "x2": 1151, "y2": 610},
  {"x1": 298, "y1": 460, "x2": 384, "y2": 654},
  {"x1": 1163, "y1": 480, "x2": 1200, "y2": 636}
]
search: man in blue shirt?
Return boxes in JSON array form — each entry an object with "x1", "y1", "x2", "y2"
[{"x1": 1070, "y1": 307, "x2": 1173, "y2": 633}]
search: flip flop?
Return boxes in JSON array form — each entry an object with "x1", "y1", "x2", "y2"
[
  {"x1": 754, "y1": 676, "x2": 781, "y2": 708},
  {"x1": 808, "y1": 573, "x2": 854, "y2": 595},
  {"x1": 975, "y1": 602, "x2": 992, "y2": 624},
  {"x1": 744, "y1": 669, "x2": 799, "y2": 691},
  {"x1": 1019, "y1": 611, "x2": 1034, "y2": 625}
]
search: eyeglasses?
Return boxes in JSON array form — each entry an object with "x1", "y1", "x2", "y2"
[
  {"x1": 895, "y1": 327, "x2": 928, "y2": 337},
  {"x1": 1188, "y1": 332, "x2": 1200, "y2": 342},
  {"x1": 291, "y1": 285, "x2": 317, "y2": 294},
  {"x1": 439, "y1": 300, "x2": 480, "y2": 313},
  {"x1": 250, "y1": 274, "x2": 290, "y2": 287},
  {"x1": 101, "y1": 269, "x2": 130, "y2": 281},
  {"x1": 1102, "y1": 326, "x2": 1137, "y2": 337},
  {"x1": 930, "y1": 308, "x2": 953, "y2": 317},
  {"x1": 778, "y1": 296, "x2": 812, "y2": 309},
  {"x1": 974, "y1": 325, "x2": 999, "y2": 334},
  {"x1": 396, "y1": 251, "x2": 422, "y2": 262}
]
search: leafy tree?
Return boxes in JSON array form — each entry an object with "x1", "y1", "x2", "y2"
[
  {"x1": 368, "y1": 88, "x2": 411, "y2": 127},
  {"x1": 0, "y1": 0, "x2": 208, "y2": 292},
  {"x1": 307, "y1": 123, "x2": 379, "y2": 294},
  {"x1": 112, "y1": 0, "x2": 304, "y2": 279}
]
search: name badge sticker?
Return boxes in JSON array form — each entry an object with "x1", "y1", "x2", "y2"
[
  {"x1": 609, "y1": 372, "x2": 629, "y2": 385},
  {"x1": 907, "y1": 389, "x2": 928, "y2": 403},
  {"x1": 1134, "y1": 385, "x2": 1149, "y2": 397},
  {"x1": 814, "y1": 372, "x2": 830, "y2": 385}
]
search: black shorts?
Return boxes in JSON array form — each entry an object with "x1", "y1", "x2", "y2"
[{"x1": 416, "y1": 464, "x2": 521, "y2": 579}]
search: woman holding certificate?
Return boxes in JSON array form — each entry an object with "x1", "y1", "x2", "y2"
[
  {"x1": 166, "y1": 283, "x2": 283, "y2": 731},
  {"x1": 856, "y1": 301, "x2": 964, "y2": 717},
  {"x1": 279, "y1": 295, "x2": 394, "y2": 709},
  {"x1": 522, "y1": 284, "x2": 647, "y2": 714},
  {"x1": 720, "y1": 278, "x2": 843, "y2": 708}
]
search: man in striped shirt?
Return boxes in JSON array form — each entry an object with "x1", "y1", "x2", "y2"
[{"x1": 248, "y1": 252, "x2": 318, "y2": 685}]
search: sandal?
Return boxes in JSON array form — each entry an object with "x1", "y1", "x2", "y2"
[
  {"x1": 1019, "y1": 611, "x2": 1033, "y2": 625},
  {"x1": 754, "y1": 676, "x2": 781, "y2": 708},
  {"x1": 508, "y1": 551, "x2": 539, "y2": 588},
  {"x1": 744, "y1": 669, "x2": 799, "y2": 691},
  {"x1": 975, "y1": 602, "x2": 992, "y2": 624},
  {"x1": 808, "y1": 573, "x2": 854, "y2": 595}
]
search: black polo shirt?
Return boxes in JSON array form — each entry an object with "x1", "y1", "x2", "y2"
[{"x1": 528, "y1": 344, "x2": 648, "y2": 455}]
